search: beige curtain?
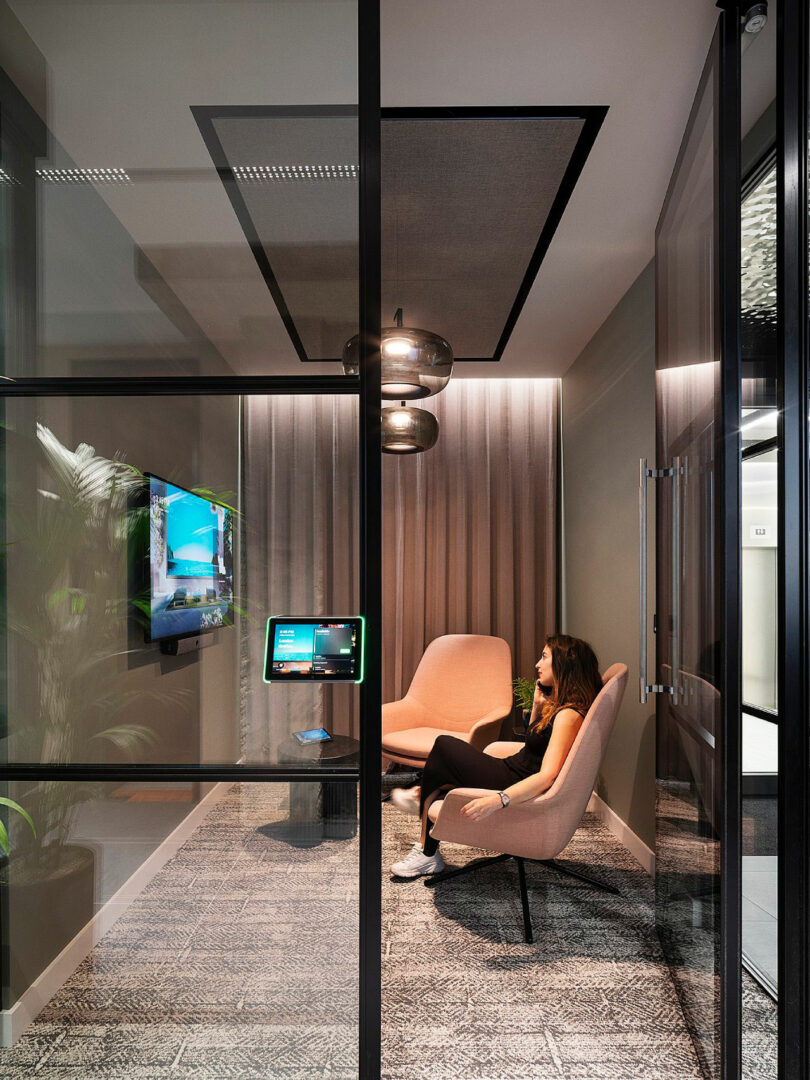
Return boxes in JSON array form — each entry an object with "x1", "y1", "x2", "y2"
[
  {"x1": 382, "y1": 378, "x2": 558, "y2": 704},
  {"x1": 240, "y1": 394, "x2": 360, "y2": 762},
  {"x1": 240, "y1": 380, "x2": 558, "y2": 757}
]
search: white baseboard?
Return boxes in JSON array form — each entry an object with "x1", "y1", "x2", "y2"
[
  {"x1": 587, "y1": 792, "x2": 655, "y2": 877},
  {"x1": 1, "y1": 782, "x2": 231, "y2": 1046}
]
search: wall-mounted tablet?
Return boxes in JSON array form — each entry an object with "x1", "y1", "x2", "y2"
[{"x1": 263, "y1": 616, "x2": 365, "y2": 683}]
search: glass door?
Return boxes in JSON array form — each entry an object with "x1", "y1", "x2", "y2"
[
  {"x1": 0, "y1": 2, "x2": 382, "y2": 1076},
  {"x1": 653, "y1": 10, "x2": 740, "y2": 1079}
]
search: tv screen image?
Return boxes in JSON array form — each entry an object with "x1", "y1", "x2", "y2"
[{"x1": 147, "y1": 475, "x2": 234, "y2": 642}]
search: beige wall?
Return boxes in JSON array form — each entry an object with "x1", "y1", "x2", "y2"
[{"x1": 561, "y1": 261, "x2": 656, "y2": 851}]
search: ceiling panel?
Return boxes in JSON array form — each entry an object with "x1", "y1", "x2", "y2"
[{"x1": 201, "y1": 107, "x2": 602, "y2": 363}]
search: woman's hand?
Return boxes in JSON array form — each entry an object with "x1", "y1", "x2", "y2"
[
  {"x1": 460, "y1": 793, "x2": 504, "y2": 822},
  {"x1": 533, "y1": 680, "x2": 548, "y2": 708}
]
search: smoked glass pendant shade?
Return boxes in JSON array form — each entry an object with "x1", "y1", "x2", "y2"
[
  {"x1": 380, "y1": 406, "x2": 439, "y2": 454},
  {"x1": 342, "y1": 326, "x2": 453, "y2": 399}
]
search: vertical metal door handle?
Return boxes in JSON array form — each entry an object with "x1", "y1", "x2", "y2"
[
  {"x1": 639, "y1": 457, "x2": 677, "y2": 703},
  {"x1": 671, "y1": 455, "x2": 681, "y2": 705},
  {"x1": 639, "y1": 458, "x2": 649, "y2": 704}
]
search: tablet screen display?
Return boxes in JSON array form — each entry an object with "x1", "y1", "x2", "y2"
[{"x1": 264, "y1": 617, "x2": 364, "y2": 683}]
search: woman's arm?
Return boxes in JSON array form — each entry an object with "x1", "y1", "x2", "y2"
[{"x1": 460, "y1": 708, "x2": 583, "y2": 822}]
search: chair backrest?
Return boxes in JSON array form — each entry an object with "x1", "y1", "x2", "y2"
[
  {"x1": 406, "y1": 634, "x2": 513, "y2": 730},
  {"x1": 536, "y1": 663, "x2": 629, "y2": 854}
]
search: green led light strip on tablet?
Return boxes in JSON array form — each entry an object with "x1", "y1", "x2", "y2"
[{"x1": 263, "y1": 616, "x2": 365, "y2": 684}]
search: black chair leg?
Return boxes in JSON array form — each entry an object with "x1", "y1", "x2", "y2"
[
  {"x1": 539, "y1": 858, "x2": 621, "y2": 895},
  {"x1": 515, "y1": 857, "x2": 534, "y2": 944},
  {"x1": 424, "y1": 852, "x2": 511, "y2": 887}
]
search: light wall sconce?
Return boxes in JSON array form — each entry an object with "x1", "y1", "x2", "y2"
[
  {"x1": 381, "y1": 404, "x2": 439, "y2": 455},
  {"x1": 343, "y1": 308, "x2": 453, "y2": 400}
]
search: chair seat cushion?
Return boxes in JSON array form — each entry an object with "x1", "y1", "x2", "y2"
[{"x1": 381, "y1": 727, "x2": 464, "y2": 760}]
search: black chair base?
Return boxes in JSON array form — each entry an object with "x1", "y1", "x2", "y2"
[{"x1": 424, "y1": 854, "x2": 620, "y2": 944}]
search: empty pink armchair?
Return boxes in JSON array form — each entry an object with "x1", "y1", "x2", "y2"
[
  {"x1": 424, "y1": 663, "x2": 629, "y2": 942},
  {"x1": 382, "y1": 634, "x2": 513, "y2": 769}
]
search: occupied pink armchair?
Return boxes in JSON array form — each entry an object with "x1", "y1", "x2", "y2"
[
  {"x1": 382, "y1": 634, "x2": 513, "y2": 769},
  {"x1": 423, "y1": 663, "x2": 629, "y2": 942}
]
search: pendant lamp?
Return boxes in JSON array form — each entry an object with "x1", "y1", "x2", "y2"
[
  {"x1": 380, "y1": 403, "x2": 439, "y2": 455},
  {"x1": 342, "y1": 309, "x2": 453, "y2": 400}
]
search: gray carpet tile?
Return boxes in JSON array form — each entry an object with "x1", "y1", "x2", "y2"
[
  {"x1": 0, "y1": 785, "x2": 707, "y2": 1078},
  {"x1": 382, "y1": 801, "x2": 703, "y2": 1080},
  {"x1": 742, "y1": 971, "x2": 777, "y2": 1080}
]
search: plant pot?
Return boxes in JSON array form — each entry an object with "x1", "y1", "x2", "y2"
[
  {"x1": 1, "y1": 844, "x2": 95, "y2": 1009},
  {"x1": 512, "y1": 706, "x2": 530, "y2": 738}
]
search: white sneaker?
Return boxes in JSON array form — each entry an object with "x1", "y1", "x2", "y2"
[
  {"x1": 389, "y1": 786, "x2": 421, "y2": 816},
  {"x1": 390, "y1": 842, "x2": 445, "y2": 878}
]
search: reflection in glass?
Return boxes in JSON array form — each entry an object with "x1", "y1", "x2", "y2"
[
  {"x1": 0, "y1": 2, "x2": 359, "y2": 378},
  {"x1": 740, "y1": 14, "x2": 778, "y2": 1069},
  {"x1": 1, "y1": 394, "x2": 359, "y2": 767},
  {"x1": 655, "y1": 27, "x2": 722, "y2": 1076},
  {"x1": 0, "y1": 781, "x2": 358, "y2": 1073}
]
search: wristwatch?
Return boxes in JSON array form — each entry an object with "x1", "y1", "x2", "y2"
[{"x1": 497, "y1": 791, "x2": 510, "y2": 809}]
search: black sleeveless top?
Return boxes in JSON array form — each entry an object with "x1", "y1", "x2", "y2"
[{"x1": 503, "y1": 705, "x2": 585, "y2": 780}]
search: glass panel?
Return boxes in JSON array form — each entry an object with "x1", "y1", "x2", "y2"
[
  {"x1": 742, "y1": 449, "x2": 778, "y2": 711},
  {"x1": 0, "y1": 1, "x2": 358, "y2": 379},
  {"x1": 0, "y1": 779, "x2": 359, "y2": 1072},
  {"x1": 654, "y1": 26, "x2": 722, "y2": 1080},
  {"x1": 1, "y1": 394, "x2": 359, "y2": 767},
  {"x1": 740, "y1": 12, "x2": 778, "y2": 1077}
]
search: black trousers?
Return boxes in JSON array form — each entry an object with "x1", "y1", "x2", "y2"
[{"x1": 419, "y1": 735, "x2": 520, "y2": 855}]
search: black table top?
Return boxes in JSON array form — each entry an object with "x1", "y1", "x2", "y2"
[{"x1": 277, "y1": 733, "x2": 359, "y2": 765}]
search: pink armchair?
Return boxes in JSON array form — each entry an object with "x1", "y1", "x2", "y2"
[
  {"x1": 382, "y1": 634, "x2": 513, "y2": 769},
  {"x1": 423, "y1": 663, "x2": 629, "y2": 942}
]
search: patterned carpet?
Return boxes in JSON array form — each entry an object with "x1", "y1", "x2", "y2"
[
  {"x1": 383, "y1": 801, "x2": 703, "y2": 1080},
  {"x1": 0, "y1": 785, "x2": 709, "y2": 1078}
]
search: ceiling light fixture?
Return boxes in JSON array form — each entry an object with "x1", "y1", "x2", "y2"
[
  {"x1": 36, "y1": 167, "x2": 131, "y2": 185},
  {"x1": 381, "y1": 404, "x2": 439, "y2": 455},
  {"x1": 232, "y1": 163, "x2": 358, "y2": 183},
  {"x1": 742, "y1": 3, "x2": 767, "y2": 33},
  {"x1": 343, "y1": 308, "x2": 454, "y2": 401}
]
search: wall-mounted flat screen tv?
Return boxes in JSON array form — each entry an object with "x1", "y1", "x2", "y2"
[{"x1": 145, "y1": 474, "x2": 234, "y2": 642}]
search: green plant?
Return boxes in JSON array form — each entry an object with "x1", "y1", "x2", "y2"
[
  {"x1": 0, "y1": 798, "x2": 36, "y2": 857},
  {"x1": 2, "y1": 425, "x2": 179, "y2": 863},
  {"x1": 512, "y1": 676, "x2": 536, "y2": 713}
]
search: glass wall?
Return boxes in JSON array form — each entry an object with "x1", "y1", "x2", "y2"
[
  {"x1": 739, "y1": 12, "x2": 778, "y2": 1077},
  {"x1": 0, "y1": 1, "x2": 372, "y2": 1074},
  {"x1": 0, "y1": 1, "x2": 359, "y2": 381}
]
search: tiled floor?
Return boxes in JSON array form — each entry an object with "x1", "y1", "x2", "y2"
[{"x1": 0, "y1": 785, "x2": 707, "y2": 1078}]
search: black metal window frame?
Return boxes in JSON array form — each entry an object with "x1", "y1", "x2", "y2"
[{"x1": 0, "y1": 0, "x2": 383, "y2": 1075}]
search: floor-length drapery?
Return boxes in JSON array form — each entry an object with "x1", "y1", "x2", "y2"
[
  {"x1": 382, "y1": 378, "x2": 558, "y2": 706},
  {"x1": 240, "y1": 380, "x2": 558, "y2": 757},
  {"x1": 240, "y1": 394, "x2": 359, "y2": 762}
]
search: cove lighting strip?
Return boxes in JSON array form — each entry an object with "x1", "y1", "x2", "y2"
[
  {"x1": 0, "y1": 167, "x2": 19, "y2": 185},
  {"x1": 36, "y1": 167, "x2": 132, "y2": 184},
  {"x1": 232, "y1": 163, "x2": 358, "y2": 183}
]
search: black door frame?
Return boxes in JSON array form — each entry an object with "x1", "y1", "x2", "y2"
[
  {"x1": 0, "y1": 0, "x2": 383, "y2": 1075},
  {"x1": 777, "y1": 2, "x2": 809, "y2": 1079}
]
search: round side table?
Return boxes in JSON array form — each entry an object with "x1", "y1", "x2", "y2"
[{"x1": 276, "y1": 734, "x2": 359, "y2": 845}]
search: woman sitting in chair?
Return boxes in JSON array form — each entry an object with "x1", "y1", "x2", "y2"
[{"x1": 389, "y1": 633, "x2": 602, "y2": 878}]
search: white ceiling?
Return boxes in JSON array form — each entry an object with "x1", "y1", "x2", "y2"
[{"x1": 6, "y1": 0, "x2": 723, "y2": 377}]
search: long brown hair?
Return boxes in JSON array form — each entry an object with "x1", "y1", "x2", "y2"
[{"x1": 532, "y1": 634, "x2": 602, "y2": 732}]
